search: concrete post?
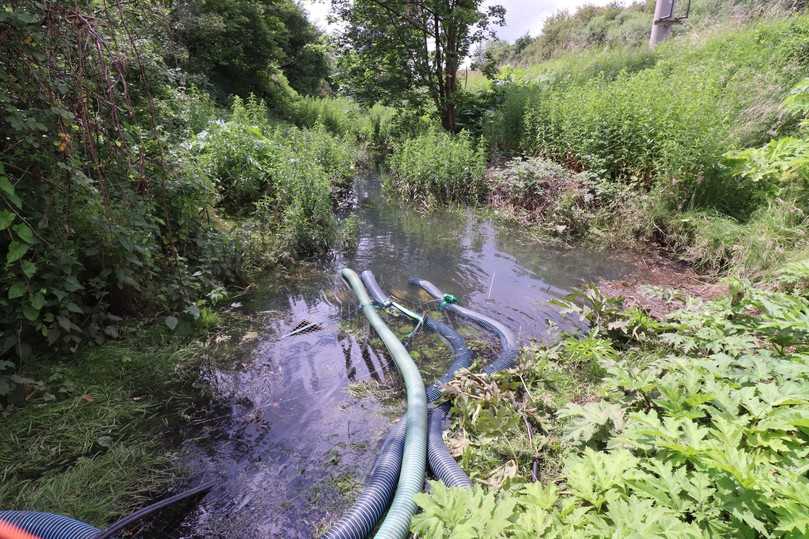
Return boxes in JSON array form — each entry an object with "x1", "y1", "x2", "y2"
[{"x1": 649, "y1": 0, "x2": 676, "y2": 48}]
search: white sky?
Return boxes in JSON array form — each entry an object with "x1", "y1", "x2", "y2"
[{"x1": 300, "y1": 0, "x2": 632, "y2": 42}]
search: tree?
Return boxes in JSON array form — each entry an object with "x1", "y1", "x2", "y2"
[
  {"x1": 172, "y1": 0, "x2": 329, "y2": 100},
  {"x1": 471, "y1": 38, "x2": 513, "y2": 80},
  {"x1": 332, "y1": 0, "x2": 505, "y2": 131}
]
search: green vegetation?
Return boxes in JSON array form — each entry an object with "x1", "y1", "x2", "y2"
[
  {"x1": 0, "y1": 312, "x2": 258, "y2": 525},
  {"x1": 477, "y1": 0, "x2": 800, "y2": 67},
  {"x1": 387, "y1": 130, "x2": 487, "y2": 206},
  {"x1": 0, "y1": 1, "x2": 367, "y2": 393},
  {"x1": 5, "y1": 0, "x2": 809, "y2": 534},
  {"x1": 331, "y1": 0, "x2": 505, "y2": 131},
  {"x1": 464, "y1": 15, "x2": 809, "y2": 274},
  {"x1": 413, "y1": 261, "x2": 809, "y2": 537},
  {"x1": 173, "y1": 0, "x2": 330, "y2": 100},
  {"x1": 0, "y1": 0, "x2": 364, "y2": 526}
]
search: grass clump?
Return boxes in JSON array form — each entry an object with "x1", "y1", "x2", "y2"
[
  {"x1": 414, "y1": 266, "x2": 809, "y2": 537},
  {"x1": 387, "y1": 129, "x2": 487, "y2": 206},
  {"x1": 191, "y1": 96, "x2": 358, "y2": 263}
]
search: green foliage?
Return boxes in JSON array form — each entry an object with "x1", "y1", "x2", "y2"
[
  {"x1": 484, "y1": 17, "x2": 809, "y2": 214},
  {"x1": 508, "y1": 0, "x2": 802, "y2": 66},
  {"x1": 387, "y1": 130, "x2": 487, "y2": 206},
  {"x1": 332, "y1": 0, "x2": 505, "y2": 130},
  {"x1": 416, "y1": 275, "x2": 809, "y2": 537},
  {"x1": 0, "y1": 1, "x2": 356, "y2": 399},
  {"x1": 725, "y1": 77, "x2": 809, "y2": 210},
  {"x1": 172, "y1": 0, "x2": 329, "y2": 100},
  {"x1": 192, "y1": 96, "x2": 356, "y2": 259},
  {"x1": 0, "y1": 1, "x2": 237, "y2": 373},
  {"x1": 0, "y1": 309, "x2": 253, "y2": 526},
  {"x1": 470, "y1": 16, "x2": 809, "y2": 274}
]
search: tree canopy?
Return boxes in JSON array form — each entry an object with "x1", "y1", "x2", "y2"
[
  {"x1": 332, "y1": 0, "x2": 505, "y2": 131},
  {"x1": 173, "y1": 0, "x2": 330, "y2": 101}
]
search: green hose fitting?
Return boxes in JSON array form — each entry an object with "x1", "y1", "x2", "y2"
[
  {"x1": 340, "y1": 268, "x2": 427, "y2": 539},
  {"x1": 439, "y1": 294, "x2": 458, "y2": 310}
]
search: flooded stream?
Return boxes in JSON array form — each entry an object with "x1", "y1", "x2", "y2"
[{"x1": 174, "y1": 174, "x2": 634, "y2": 538}]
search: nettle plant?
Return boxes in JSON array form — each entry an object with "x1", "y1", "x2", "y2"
[
  {"x1": 726, "y1": 78, "x2": 809, "y2": 208},
  {"x1": 413, "y1": 266, "x2": 809, "y2": 537}
]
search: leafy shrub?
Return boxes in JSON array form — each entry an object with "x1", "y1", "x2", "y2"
[
  {"x1": 0, "y1": 1, "x2": 358, "y2": 393},
  {"x1": 192, "y1": 96, "x2": 357, "y2": 259},
  {"x1": 292, "y1": 97, "x2": 399, "y2": 157},
  {"x1": 488, "y1": 157, "x2": 620, "y2": 238},
  {"x1": 387, "y1": 130, "x2": 487, "y2": 205},
  {"x1": 293, "y1": 96, "x2": 363, "y2": 136},
  {"x1": 416, "y1": 275, "x2": 809, "y2": 537}
]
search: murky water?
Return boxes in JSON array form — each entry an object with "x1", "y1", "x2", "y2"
[{"x1": 174, "y1": 174, "x2": 633, "y2": 538}]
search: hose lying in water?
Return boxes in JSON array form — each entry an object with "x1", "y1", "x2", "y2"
[
  {"x1": 323, "y1": 421, "x2": 406, "y2": 539},
  {"x1": 409, "y1": 278, "x2": 519, "y2": 373},
  {"x1": 338, "y1": 269, "x2": 426, "y2": 539},
  {"x1": 94, "y1": 479, "x2": 216, "y2": 539},
  {"x1": 361, "y1": 271, "x2": 472, "y2": 488}
]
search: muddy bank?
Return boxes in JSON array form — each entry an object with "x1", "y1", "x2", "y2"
[{"x1": 598, "y1": 250, "x2": 727, "y2": 318}]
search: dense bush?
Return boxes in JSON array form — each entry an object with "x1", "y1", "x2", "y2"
[
  {"x1": 191, "y1": 97, "x2": 357, "y2": 259},
  {"x1": 414, "y1": 265, "x2": 809, "y2": 537},
  {"x1": 488, "y1": 157, "x2": 628, "y2": 239},
  {"x1": 172, "y1": 0, "x2": 329, "y2": 100},
  {"x1": 0, "y1": 2, "x2": 359, "y2": 399},
  {"x1": 387, "y1": 130, "x2": 487, "y2": 206},
  {"x1": 0, "y1": 2, "x2": 236, "y2": 369}
]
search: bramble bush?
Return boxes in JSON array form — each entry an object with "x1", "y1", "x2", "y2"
[
  {"x1": 413, "y1": 261, "x2": 809, "y2": 537},
  {"x1": 387, "y1": 129, "x2": 487, "y2": 206},
  {"x1": 0, "y1": 2, "x2": 360, "y2": 403}
]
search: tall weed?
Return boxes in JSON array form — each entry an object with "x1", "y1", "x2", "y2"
[{"x1": 387, "y1": 130, "x2": 487, "y2": 206}]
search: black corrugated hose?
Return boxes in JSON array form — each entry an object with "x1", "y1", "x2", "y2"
[
  {"x1": 323, "y1": 271, "x2": 475, "y2": 539},
  {"x1": 360, "y1": 271, "x2": 473, "y2": 489}
]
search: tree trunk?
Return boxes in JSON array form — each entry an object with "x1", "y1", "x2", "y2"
[{"x1": 441, "y1": 101, "x2": 456, "y2": 132}]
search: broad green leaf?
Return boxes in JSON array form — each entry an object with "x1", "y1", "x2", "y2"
[
  {"x1": 0, "y1": 175, "x2": 22, "y2": 208},
  {"x1": 12, "y1": 223, "x2": 33, "y2": 244},
  {"x1": 6, "y1": 240, "x2": 29, "y2": 264},
  {"x1": 21, "y1": 303, "x2": 39, "y2": 321},
  {"x1": 29, "y1": 291, "x2": 45, "y2": 310},
  {"x1": 20, "y1": 260, "x2": 36, "y2": 278},
  {"x1": 0, "y1": 210, "x2": 14, "y2": 230},
  {"x1": 8, "y1": 282, "x2": 25, "y2": 299}
]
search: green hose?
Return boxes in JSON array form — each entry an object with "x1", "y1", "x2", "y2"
[{"x1": 340, "y1": 268, "x2": 427, "y2": 539}]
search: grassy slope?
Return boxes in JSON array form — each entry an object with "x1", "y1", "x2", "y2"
[{"x1": 475, "y1": 14, "x2": 809, "y2": 276}]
